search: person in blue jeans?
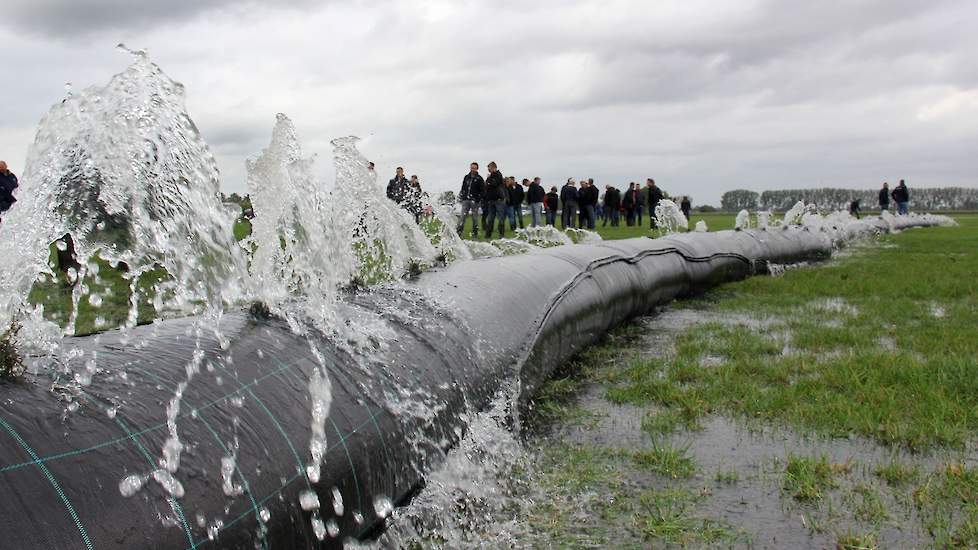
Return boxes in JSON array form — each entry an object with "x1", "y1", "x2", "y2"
[
  {"x1": 526, "y1": 177, "x2": 546, "y2": 227},
  {"x1": 506, "y1": 178, "x2": 526, "y2": 231},
  {"x1": 560, "y1": 179, "x2": 579, "y2": 229},
  {"x1": 891, "y1": 180, "x2": 910, "y2": 215},
  {"x1": 483, "y1": 162, "x2": 507, "y2": 238}
]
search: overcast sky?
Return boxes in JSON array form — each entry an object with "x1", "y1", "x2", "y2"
[{"x1": 1, "y1": 0, "x2": 976, "y2": 205}]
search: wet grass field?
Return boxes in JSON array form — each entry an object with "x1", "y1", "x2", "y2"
[{"x1": 524, "y1": 213, "x2": 978, "y2": 548}]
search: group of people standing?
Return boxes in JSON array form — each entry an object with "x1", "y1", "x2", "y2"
[
  {"x1": 879, "y1": 180, "x2": 911, "y2": 215},
  {"x1": 454, "y1": 162, "x2": 682, "y2": 238},
  {"x1": 385, "y1": 166, "x2": 430, "y2": 223}
]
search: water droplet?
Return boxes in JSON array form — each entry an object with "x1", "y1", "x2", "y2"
[
  {"x1": 331, "y1": 486, "x2": 344, "y2": 516},
  {"x1": 311, "y1": 515, "x2": 326, "y2": 541},
  {"x1": 326, "y1": 518, "x2": 339, "y2": 538},
  {"x1": 299, "y1": 489, "x2": 320, "y2": 511},
  {"x1": 373, "y1": 495, "x2": 393, "y2": 519},
  {"x1": 118, "y1": 474, "x2": 147, "y2": 497}
]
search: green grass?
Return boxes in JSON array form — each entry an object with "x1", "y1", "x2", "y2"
[
  {"x1": 836, "y1": 530, "x2": 879, "y2": 550},
  {"x1": 913, "y1": 463, "x2": 978, "y2": 547},
  {"x1": 636, "y1": 488, "x2": 740, "y2": 546},
  {"x1": 872, "y1": 459, "x2": 920, "y2": 487},
  {"x1": 714, "y1": 466, "x2": 740, "y2": 484},
  {"x1": 850, "y1": 484, "x2": 889, "y2": 524},
  {"x1": 27, "y1": 251, "x2": 168, "y2": 336},
  {"x1": 632, "y1": 440, "x2": 696, "y2": 479},
  {"x1": 603, "y1": 214, "x2": 978, "y2": 450},
  {"x1": 783, "y1": 453, "x2": 838, "y2": 502},
  {"x1": 522, "y1": 213, "x2": 978, "y2": 547},
  {"x1": 233, "y1": 217, "x2": 253, "y2": 241}
]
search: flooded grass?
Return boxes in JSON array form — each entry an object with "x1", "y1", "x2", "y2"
[
  {"x1": 522, "y1": 213, "x2": 978, "y2": 548},
  {"x1": 633, "y1": 440, "x2": 696, "y2": 479},
  {"x1": 783, "y1": 454, "x2": 838, "y2": 502}
]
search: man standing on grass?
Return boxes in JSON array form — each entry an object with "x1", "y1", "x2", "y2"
[
  {"x1": 509, "y1": 178, "x2": 526, "y2": 230},
  {"x1": 879, "y1": 182, "x2": 890, "y2": 212},
  {"x1": 623, "y1": 182, "x2": 637, "y2": 226},
  {"x1": 582, "y1": 180, "x2": 599, "y2": 229},
  {"x1": 458, "y1": 162, "x2": 484, "y2": 238},
  {"x1": 646, "y1": 178, "x2": 664, "y2": 228},
  {"x1": 483, "y1": 162, "x2": 507, "y2": 238},
  {"x1": 604, "y1": 185, "x2": 621, "y2": 227},
  {"x1": 527, "y1": 177, "x2": 545, "y2": 227},
  {"x1": 891, "y1": 180, "x2": 910, "y2": 215},
  {"x1": 560, "y1": 179, "x2": 578, "y2": 229},
  {"x1": 0, "y1": 161, "x2": 18, "y2": 223}
]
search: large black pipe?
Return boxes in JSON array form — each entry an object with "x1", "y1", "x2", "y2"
[{"x1": 0, "y1": 218, "x2": 944, "y2": 549}]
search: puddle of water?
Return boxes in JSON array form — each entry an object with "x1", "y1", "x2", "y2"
[
  {"x1": 542, "y1": 306, "x2": 971, "y2": 549},
  {"x1": 381, "y1": 304, "x2": 973, "y2": 549}
]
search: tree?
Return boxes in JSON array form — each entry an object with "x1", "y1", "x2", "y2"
[{"x1": 720, "y1": 189, "x2": 759, "y2": 211}]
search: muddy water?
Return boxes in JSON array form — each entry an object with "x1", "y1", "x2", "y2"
[{"x1": 546, "y1": 307, "x2": 969, "y2": 549}]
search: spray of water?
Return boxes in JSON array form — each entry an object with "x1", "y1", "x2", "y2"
[
  {"x1": 654, "y1": 199, "x2": 688, "y2": 234},
  {"x1": 735, "y1": 209, "x2": 751, "y2": 230},
  {"x1": 0, "y1": 45, "x2": 247, "y2": 350}
]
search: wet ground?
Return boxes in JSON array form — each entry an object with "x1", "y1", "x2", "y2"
[
  {"x1": 378, "y1": 303, "x2": 974, "y2": 549},
  {"x1": 538, "y1": 307, "x2": 972, "y2": 549}
]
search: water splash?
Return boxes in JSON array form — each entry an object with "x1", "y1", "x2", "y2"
[
  {"x1": 564, "y1": 228, "x2": 603, "y2": 244},
  {"x1": 757, "y1": 211, "x2": 772, "y2": 228},
  {"x1": 781, "y1": 200, "x2": 814, "y2": 226},
  {"x1": 0, "y1": 46, "x2": 247, "y2": 355},
  {"x1": 514, "y1": 226, "x2": 573, "y2": 247},
  {"x1": 653, "y1": 199, "x2": 688, "y2": 234},
  {"x1": 735, "y1": 209, "x2": 751, "y2": 230},
  {"x1": 464, "y1": 240, "x2": 504, "y2": 259}
]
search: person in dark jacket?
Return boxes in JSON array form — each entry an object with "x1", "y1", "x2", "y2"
[
  {"x1": 406, "y1": 175, "x2": 425, "y2": 223},
  {"x1": 386, "y1": 167, "x2": 410, "y2": 205},
  {"x1": 0, "y1": 161, "x2": 18, "y2": 221},
  {"x1": 635, "y1": 190, "x2": 644, "y2": 226},
  {"x1": 483, "y1": 162, "x2": 507, "y2": 238},
  {"x1": 527, "y1": 177, "x2": 545, "y2": 227},
  {"x1": 560, "y1": 179, "x2": 578, "y2": 229},
  {"x1": 891, "y1": 180, "x2": 909, "y2": 215},
  {"x1": 545, "y1": 187, "x2": 559, "y2": 226},
  {"x1": 576, "y1": 180, "x2": 588, "y2": 228},
  {"x1": 646, "y1": 178, "x2": 664, "y2": 228},
  {"x1": 680, "y1": 196, "x2": 692, "y2": 229},
  {"x1": 457, "y1": 162, "x2": 484, "y2": 237},
  {"x1": 622, "y1": 182, "x2": 637, "y2": 225},
  {"x1": 603, "y1": 186, "x2": 622, "y2": 227},
  {"x1": 507, "y1": 178, "x2": 526, "y2": 231},
  {"x1": 878, "y1": 182, "x2": 890, "y2": 212},
  {"x1": 580, "y1": 180, "x2": 599, "y2": 229},
  {"x1": 849, "y1": 199, "x2": 861, "y2": 219}
]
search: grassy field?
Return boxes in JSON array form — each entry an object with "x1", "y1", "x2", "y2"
[{"x1": 524, "y1": 213, "x2": 978, "y2": 548}]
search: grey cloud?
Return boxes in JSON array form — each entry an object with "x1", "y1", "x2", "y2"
[{"x1": 0, "y1": 0, "x2": 317, "y2": 38}]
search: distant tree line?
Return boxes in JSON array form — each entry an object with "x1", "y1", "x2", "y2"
[{"x1": 721, "y1": 187, "x2": 978, "y2": 211}]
